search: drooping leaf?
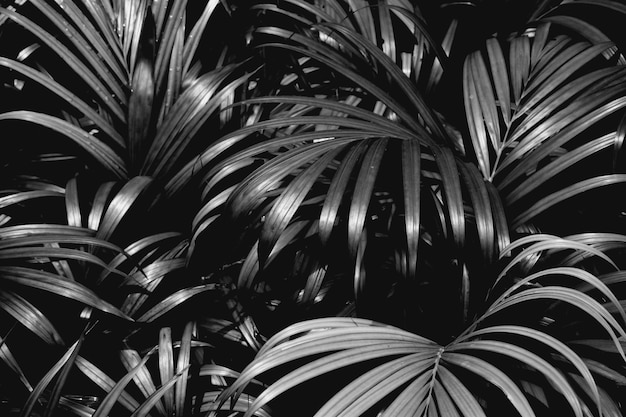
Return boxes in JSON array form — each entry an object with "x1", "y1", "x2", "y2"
[
  {"x1": 75, "y1": 356, "x2": 140, "y2": 414},
  {"x1": 0, "y1": 111, "x2": 127, "y2": 178},
  {"x1": 0, "y1": 7, "x2": 126, "y2": 122},
  {"x1": 137, "y1": 284, "x2": 219, "y2": 323},
  {"x1": 96, "y1": 176, "x2": 153, "y2": 241},
  {"x1": 130, "y1": 366, "x2": 189, "y2": 417},
  {"x1": 0, "y1": 290, "x2": 63, "y2": 345},
  {"x1": 442, "y1": 352, "x2": 536, "y2": 417},
  {"x1": 511, "y1": 174, "x2": 626, "y2": 228},
  {"x1": 43, "y1": 325, "x2": 88, "y2": 417},
  {"x1": 259, "y1": 146, "x2": 344, "y2": 263},
  {"x1": 0, "y1": 266, "x2": 132, "y2": 320},
  {"x1": 347, "y1": 138, "x2": 388, "y2": 258},
  {"x1": 175, "y1": 321, "x2": 194, "y2": 417},
  {"x1": 311, "y1": 353, "x2": 436, "y2": 417},
  {"x1": 92, "y1": 347, "x2": 158, "y2": 417},
  {"x1": 447, "y1": 340, "x2": 583, "y2": 417},
  {"x1": 19, "y1": 339, "x2": 82, "y2": 417},
  {"x1": 0, "y1": 333, "x2": 34, "y2": 393},
  {"x1": 0, "y1": 57, "x2": 125, "y2": 147},
  {"x1": 437, "y1": 365, "x2": 487, "y2": 417},
  {"x1": 158, "y1": 327, "x2": 175, "y2": 415},
  {"x1": 401, "y1": 138, "x2": 421, "y2": 279},
  {"x1": 319, "y1": 141, "x2": 369, "y2": 247}
]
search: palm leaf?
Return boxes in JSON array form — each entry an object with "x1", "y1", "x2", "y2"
[
  {"x1": 0, "y1": 57, "x2": 125, "y2": 147},
  {"x1": 319, "y1": 140, "x2": 370, "y2": 247},
  {"x1": 436, "y1": 366, "x2": 486, "y2": 417},
  {"x1": 255, "y1": 30, "x2": 433, "y2": 138},
  {"x1": 259, "y1": 146, "x2": 343, "y2": 263},
  {"x1": 19, "y1": 339, "x2": 82, "y2": 417},
  {"x1": 347, "y1": 138, "x2": 388, "y2": 258},
  {"x1": 496, "y1": 234, "x2": 618, "y2": 282},
  {"x1": 312, "y1": 354, "x2": 435, "y2": 417},
  {"x1": 0, "y1": 7, "x2": 126, "y2": 122},
  {"x1": 510, "y1": 174, "x2": 626, "y2": 228},
  {"x1": 137, "y1": 284, "x2": 219, "y2": 323},
  {"x1": 401, "y1": 138, "x2": 421, "y2": 279},
  {"x1": 237, "y1": 221, "x2": 310, "y2": 289},
  {"x1": 95, "y1": 176, "x2": 153, "y2": 241},
  {"x1": 128, "y1": 51, "x2": 155, "y2": 170},
  {"x1": 142, "y1": 65, "x2": 252, "y2": 178},
  {"x1": 0, "y1": 290, "x2": 63, "y2": 345},
  {"x1": 484, "y1": 286, "x2": 626, "y2": 361},
  {"x1": 129, "y1": 367, "x2": 189, "y2": 417},
  {"x1": 92, "y1": 346, "x2": 158, "y2": 417},
  {"x1": 153, "y1": 0, "x2": 187, "y2": 93},
  {"x1": 120, "y1": 348, "x2": 167, "y2": 417},
  {"x1": 433, "y1": 147, "x2": 465, "y2": 250},
  {"x1": 42, "y1": 325, "x2": 88, "y2": 417},
  {"x1": 0, "y1": 334, "x2": 34, "y2": 393},
  {"x1": 458, "y1": 161, "x2": 496, "y2": 262},
  {"x1": 158, "y1": 327, "x2": 175, "y2": 416},
  {"x1": 175, "y1": 321, "x2": 194, "y2": 416},
  {"x1": 26, "y1": 0, "x2": 127, "y2": 101},
  {"x1": 447, "y1": 340, "x2": 583, "y2": 417},
  {"x1": 0, "y1": 111, "x2": 127, "y2": 179},
  {"x1": 182, "y1": 0, "x2": 221, "y2": 76},
  {"x1": 0, "y1": 266, "x2": 132, "y2": 320},
  {"x1": 75, "y1": 356, "x2": 141, "y2": 414},
  {"x1": 442, "y1": 352, "x2": 535, "y2": 417},
  {"x1": 321, "y1": 21, "x2": 447, "y2": 140}
]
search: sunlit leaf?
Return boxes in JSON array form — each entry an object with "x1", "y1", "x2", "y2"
[
  {"x1": 158, "y1": 327, "x2": 175, "y2": 415},
  {"x1": 447, "y1": 340, "x2": 582, "y2": 417},
  {"x1": 0, "y1": 266, "x2": 132, "y2": 320},
  {"x1": 401, "y1": 139, "x2": 421, "y2": 279},
  {"x1": 175, "y1": 321, "x2": 194, "y2": 416},
  {"x1": 75, "y1": 356, "x2": 140, "y2": 414},
  {"x1": 137, "y1": 284, "x2": 219, "y2": 323},
  {"x1": 0, "y1": 333, "x2": 33, "y2": 393},
  {"x1": 259, "y1": 146, "x2": 343, "y2": 263},
  {"x1": 96, "y1": 176, "x2": 153, "y2": 241},
  {"x1": 0, "y1": 111, "x2": 127, "y2": 178},
  {"x1": 347, "y1": 138, "x2": 388, "y2": 258},
  {"x1": 0, "y1": 290, "x2": 63, "y2": 345},
  {"x1": 0, "y1": 57, "x2": 125, "y2": 147},
  {"x1": 19, "y1": 339, "x2": 82, "y2": 417},
  {"x1": 511, "y1": 174, "x2": 626, "y2": 228},
  {"x1": 0, "y1": 7, "x2": 126, "y2": 122},
  {"x1": 442, "y1": 352, "x2": 535, "y2": 417},
  {"x1": 312, "y1": 353, "x2": 435, "y2": 417},
  {"x1": 92, "y1": 347, "x2": 158, "y2": 417},
  {"x1": 437, "y1": 365, "x2": 486, "y2": 417}
]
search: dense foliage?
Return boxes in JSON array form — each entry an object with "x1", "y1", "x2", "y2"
[{"x1": 1, "y1": 0, "x2": 626, "y2": 416}]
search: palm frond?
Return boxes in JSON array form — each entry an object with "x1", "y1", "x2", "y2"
[{"x1": 217, "y1": 232, "x2": 626, "y2": 416}]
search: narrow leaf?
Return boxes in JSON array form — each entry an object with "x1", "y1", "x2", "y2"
[
  {"x1": 511, "y1": 174, "x2": 626, "y2": 228},
  {"x1": 97, "y1": 176, "x2": 153, "y2": 241},
  {"x1": 175, "y1": 321, "x2": 194, "y2": 417},
  {"x1": 0, "y1": 290, "x2": 63, "y2": 345},
  {"x1": 75, "y1": 356, "x2": 140, "y2": 413},
  {"x1": 0, "y1": 111, "x2": 127, "y2": 179},
  {"x1": 137, "y1": 284, "x2": 218, "y2": 323},
  {"x1": 443, "y1": 352, "x2": 536, "y2": 417},
  {"x1": 158, "y1": 327, "x2": 175, "y2": 415},
  {"x1": 19, "y1": 340, "x2": 81, "y2": 417},
  {"x1": 260, "y1": 147, "x2": 343, "y2": 263},
  {"x1": 401, "y1": 139, "x2": 421, "y2": 279},
  {"x1": 348, "y1": 138, "x2": 388, "y2": 258},
  {"x1": 92, "y1": 347, "x2": 158, "y2": 417}
]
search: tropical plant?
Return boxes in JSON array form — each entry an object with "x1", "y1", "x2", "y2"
[{"x1": 1, "y1": 0, "x2": 626, "y2": 416}]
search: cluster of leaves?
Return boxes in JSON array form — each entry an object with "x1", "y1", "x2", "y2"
[{"x1": 1, "y1": 0, "x2": 626, "y2": 416}]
